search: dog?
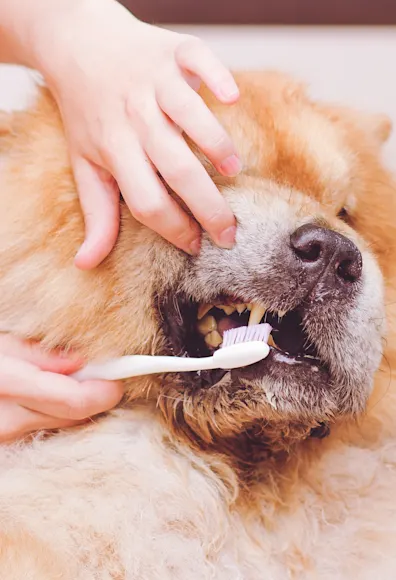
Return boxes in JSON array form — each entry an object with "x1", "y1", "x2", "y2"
[{"x1": 0, "y1": 71, "x2": 395, "y2": 579}]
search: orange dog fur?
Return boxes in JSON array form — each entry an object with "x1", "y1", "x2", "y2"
[{"x1": 0, "y1": 72, "x2": 395, "y2": 579}]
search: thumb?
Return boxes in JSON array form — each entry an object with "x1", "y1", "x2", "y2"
[{"x1": 72, "y1": 156, "x2": 120, "y2": 270}]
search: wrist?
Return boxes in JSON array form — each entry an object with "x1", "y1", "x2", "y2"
[
  {"x1": 19, "y1": 0, "x2": 94, "y2": 71},
  {"x1": 0, "y1": 0, "x2": 76, "y2": 67},
  {"x1": 8, "y1": 0, "x2": 143, "y2": 85},
  {"x1": 0, "y1": 0, "x2": 112, "y2": 69}
]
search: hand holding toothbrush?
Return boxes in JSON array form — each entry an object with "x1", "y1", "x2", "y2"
[{"x1": 0, "y1": 335, "x2": 123, "y2": 443}]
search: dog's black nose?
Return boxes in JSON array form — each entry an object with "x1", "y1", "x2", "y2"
[{"x1": 290, "y1": 224, "x2": 362, "y2": 285}]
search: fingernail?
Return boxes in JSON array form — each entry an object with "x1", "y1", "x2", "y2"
[
  {"x1": 219, "y1": 155, "x2": 242, "y2": 177},
  {"x1": 218, "y1": 81, "x2": 239, "y2": 102},
  {"x1": 189, "y1": 237, "x2": 201, "y2": 256},
  {"x1": 218, "y1": 225, "x2": 237, "y2": 249}
]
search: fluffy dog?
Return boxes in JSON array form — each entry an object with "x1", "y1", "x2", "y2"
[{"x1": 0, "y1": 72, "x2": 395, "y2": 579}]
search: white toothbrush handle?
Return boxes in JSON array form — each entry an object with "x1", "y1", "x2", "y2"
[
  {"x1": 72, "y1": 354, "x2": 218, "y2": 381},
  {"x1": 71, "y1": 342, "x2": 270, "y2": 382}
]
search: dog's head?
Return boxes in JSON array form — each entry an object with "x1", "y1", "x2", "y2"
[{"x1": 0, "y1": 72, "x2": 395, "y2": 456}]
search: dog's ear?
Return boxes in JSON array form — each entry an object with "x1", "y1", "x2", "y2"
[
  {"x1": 342, "y1": 108, "x2": 391, "y2": 146},
  {"x1": 321, "y1": 104, "x2": 392, "y2": 148},
  {"x1": 359, "y1": 111, "x2": 392, "y2": 145}
]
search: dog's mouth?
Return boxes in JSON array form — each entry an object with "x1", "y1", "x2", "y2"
[
  {"x1": 196, "y1": 300, "x2": 319, "y2": 359},
  {"x1": 160, "y1": 293, "x2": 327, "y2": 389}
]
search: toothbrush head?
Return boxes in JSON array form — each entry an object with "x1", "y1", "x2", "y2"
[{"x1": 221, "y1": 323, "x2": 272, "y2": 348}]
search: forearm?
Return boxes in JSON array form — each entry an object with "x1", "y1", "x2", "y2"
[{"x1": 0, "y1": 0, "x2": 106, "y2": 68}]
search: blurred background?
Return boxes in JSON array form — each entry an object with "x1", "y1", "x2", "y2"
[
  {"x1": 1, "y1": 1, "x2": 395, "y2": 166},
  {"x1": 122, "y1": 0, "x2": 395, "y2": 26}
]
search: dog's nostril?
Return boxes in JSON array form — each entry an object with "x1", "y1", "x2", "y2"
[
  {"x1": 293, "y1": 241, "x2": 322, "y2": 263},
  {"x1": 336, "y1": 257, "x2": 362, "y2": 283},
  {"x1": 290, "y1": 225, "x2": 326, "y2": 264},
  {"x1": 290, "y1": 223, "x2": 362, "y2": 286}
]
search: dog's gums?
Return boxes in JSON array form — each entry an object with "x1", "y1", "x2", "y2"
[{"x1": 0, "y1": 71, "x2": 395, "y2": 579}]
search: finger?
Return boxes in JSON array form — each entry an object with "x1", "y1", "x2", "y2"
[
  {"x1": 0, "y1": 334, "x2": 83, "y2": 374},
  {"x1": 144, "y1": 112, "x2": 236, "y2": 248},
  {"x1": 16, "y1": 377, "x2": 123, "y2": 420},
  {"x1": 175, "y1": 37, "x2": 239, "y2": 104},
  {"x1": 156, "y1": 79, "x2": 241, "y2": 177},
  {"x1": 72, "y1": 156, "x2": 121, "y2": 270},
  {"x1": 0, "y1": 356, "x2": 123, "y2": 420},
  {"x1": 183, "y1": 71, "x2": 201, "y2": 93},
  {"x1": 0, "y1": 401, "x2": 86, "y2": 443},
  {"x1": 106, "y1": 139, "x2": 201, "y2": 254}
]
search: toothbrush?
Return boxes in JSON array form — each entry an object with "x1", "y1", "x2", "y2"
[{"x1": 71, "y1": 324, "x2": 271, "y2": 382}]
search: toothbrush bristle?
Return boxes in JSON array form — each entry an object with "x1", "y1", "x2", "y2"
[{"x1": 221, "y1": 324, "x2": 272, "y2": 348}]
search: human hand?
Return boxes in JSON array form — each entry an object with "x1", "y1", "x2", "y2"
[
  {"x1": 0, "y1": 334, "x2": 123, "y2": 443},
  {"x1": 27, "y1": 0, "x2": 241, "y2": 268}
]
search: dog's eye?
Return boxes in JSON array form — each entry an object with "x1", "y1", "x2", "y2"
[{"x1": 337, "y1": 206, "x2": 352, "y2": 225}]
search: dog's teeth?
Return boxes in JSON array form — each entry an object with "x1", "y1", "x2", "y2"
[
  {"x1": 246, "y1": 304, "x2": 253, "y2": 311},
  {"x1": 197, "y1": 315, "x2": 217, "y2": 335},
  {"x1": 205, "y1": 330, "x2": 223, "y2": 348},
  {"x1": 248, "y1": 304, "x2": 266, "y2": 326},
  {"x1": 236, "y1": 304, "x2": 246, "y2": 314},
  {"x1": 198, "y1": 304, "x2": 213, "y2": 319},
  {"x1": 278, "y1": 310, "x2": 286, "y2": 318},
  {"x1": 268, "y1": 334, "x2": 276, "y2": 348},
  {"x1": 218, "y1": 305, "x2": 235, "y2": 315}
]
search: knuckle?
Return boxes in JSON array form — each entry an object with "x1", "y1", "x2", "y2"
[
  {"x1": 175, "y1": 35, "x2": 208, "y2": 66},
  {"x1": 98, "y1": 131, "x2": 121, "y2": 165},
  {"x1": 178, "y1": 35, "x2": 204, "y2": 56},
  {"x1": 0, "y1": 424, "x2": 12, "y2": 442},
  {"x1": 0, "y1": 421, "x2": 22, "y2": 443},
  {"x1": 126, "y1": 94, "x2": 151, "y2": 123},
  {"x1": 164, "y1": 160, "x2": 195, "y2": 184},
  {"x1": 66, "y1": 395, "x2": 91, "y2": 421},
  {"x1": 204, "y1": 206, "x2": 227, "y2": 228},
  {"x1": 173, "y1": 228, "x2": 197, "y2": 247},
  {"x1": 209, "y1": 131, "x2": 232, "y2": 155},
  {"x1": 167, "y1": 94, "x2": 195, "y2": 117},
  {"x1": 131, "y1": 197, "x2": 167, "y2": 222}
]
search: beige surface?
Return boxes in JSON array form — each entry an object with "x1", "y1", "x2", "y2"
[
  {"x1": 1, "y1": 25, "x2": 395, "y2": 166},
  {"x1": 172, "y1": 26, "x2": 396, "y2": 169}
]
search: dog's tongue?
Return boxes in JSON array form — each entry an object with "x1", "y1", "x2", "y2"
[
  {"x1": 217, "y1": 316, "x2": 245, "y2": 335},
  {"x1": 217, "y1": 317, "x2": 272, "y2": 344}
]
